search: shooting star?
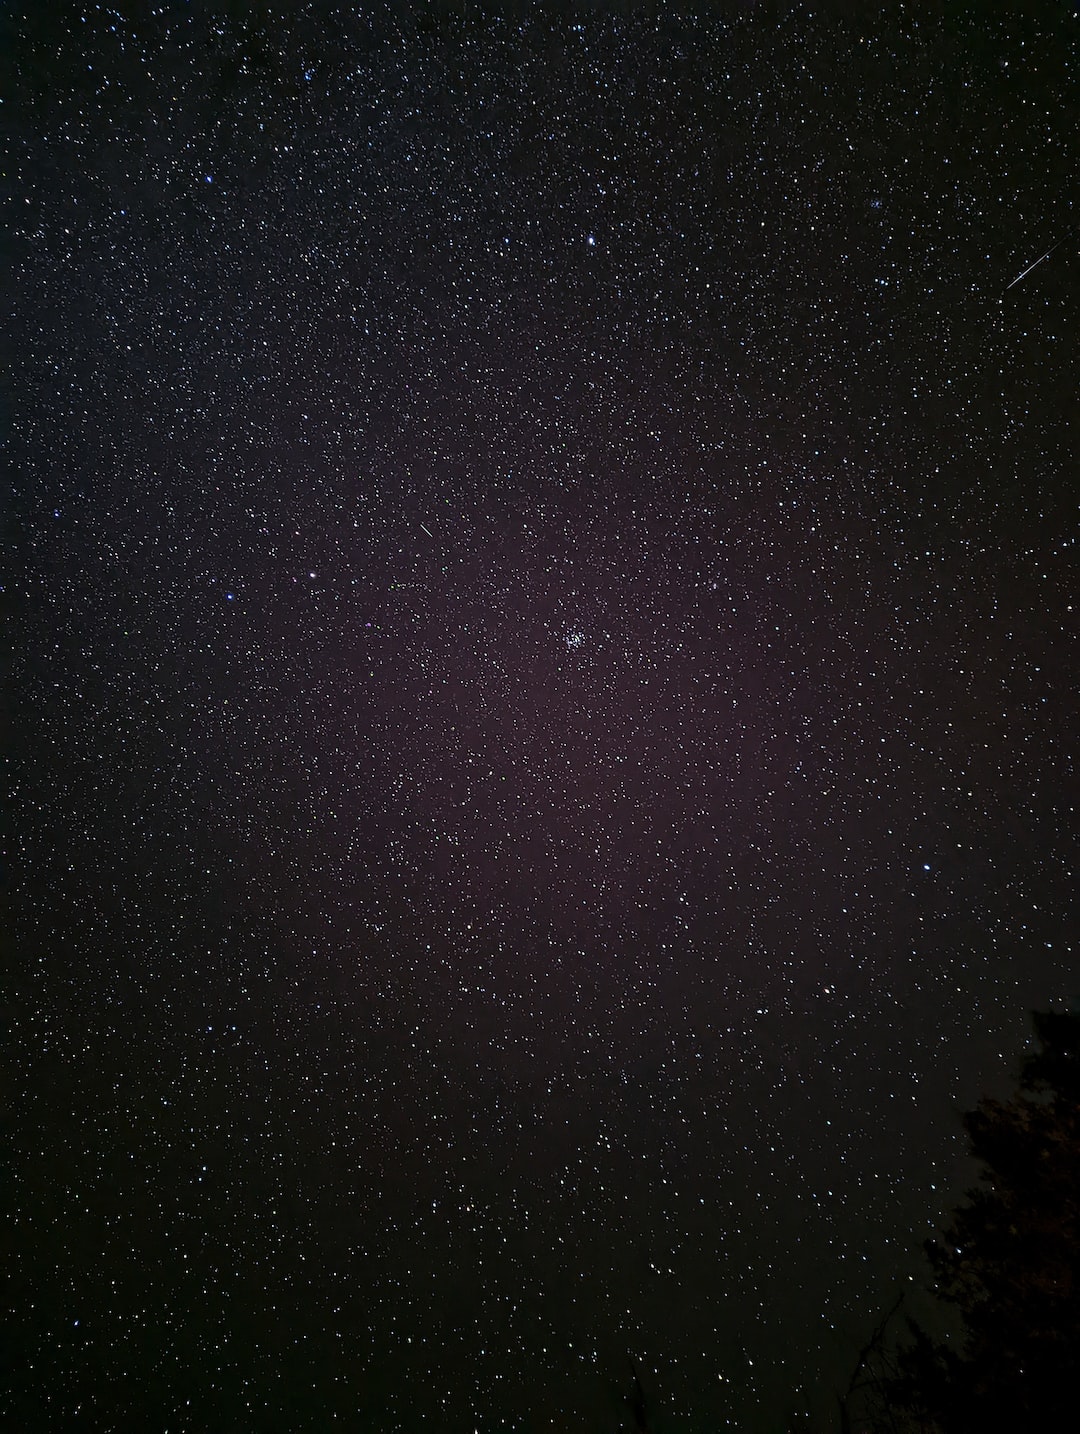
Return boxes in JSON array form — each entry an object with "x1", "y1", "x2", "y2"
[
  {"x1": 1005, "y1": 237, "x2": 1064, "y2": 291},
  {"x1": 420, "y1": 523, "x2": 434, "y2": 538}
]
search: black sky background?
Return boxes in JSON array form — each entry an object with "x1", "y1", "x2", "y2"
[{"x1": 7, "y1": 4, "x2": 1078, "y2": 1430}]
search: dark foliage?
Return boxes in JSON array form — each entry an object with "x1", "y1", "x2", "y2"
[{"x1": 887, "y1": 1009, "x2": 1080, "y2": 1433}]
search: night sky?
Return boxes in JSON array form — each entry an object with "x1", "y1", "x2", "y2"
[{"x1": 9, "y1": 6, "x2": 1077, "y2": 1431}]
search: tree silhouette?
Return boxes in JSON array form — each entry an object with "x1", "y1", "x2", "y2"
[
  {"x1": 838, "y1": 1289, "x2": 906, "y2": 1433},
  {"x1": 620, "y1": 1357, "x2": 654, "y2": 1432},
  {"x1": 886, "y1": 1007, "x2": 1080, "y2": 1433}
]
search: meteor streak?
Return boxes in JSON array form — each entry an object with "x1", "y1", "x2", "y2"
[{"x1": 1005, "y1": 237, "x2": 1064, "y2": 291}]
